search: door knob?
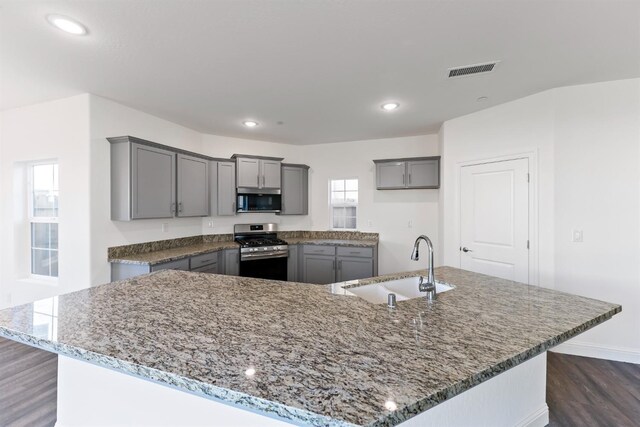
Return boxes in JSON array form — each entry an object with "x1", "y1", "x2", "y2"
[{"x1": 461, "y1": 247, "x2": 473, "y2": 253}]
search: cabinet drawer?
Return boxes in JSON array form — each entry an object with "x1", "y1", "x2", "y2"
[
  {"x1": 337, "y1": 246, "x2": 373, "y2": 258},
  {"x1": 303, "y1": 245, "x2": 336, "y2": 256},
  {"x1": 191, "y1": 263, "x2": 219, "y2": 274},
  {"x1": 150, "y1": 258, "x2": 190, "y2": 272},
  {"x1": 190, "y1": 252, "x2": 218, "y2": 269}
]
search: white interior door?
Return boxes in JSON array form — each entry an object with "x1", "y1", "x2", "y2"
[{"x1": 460, "y1": 158, "x2": 529, "y2": 283}]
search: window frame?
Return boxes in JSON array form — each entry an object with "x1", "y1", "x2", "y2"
[
  {"x1": 27, "y1": 161, "x2": 59, "y2": 281},
  {"x1": 329, "y1": 178, "x2": 358, "y2": 230}
]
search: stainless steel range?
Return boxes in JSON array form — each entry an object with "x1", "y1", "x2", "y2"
[{"x1": 234, "y1": 223, "x2": 288, "y2": 280}]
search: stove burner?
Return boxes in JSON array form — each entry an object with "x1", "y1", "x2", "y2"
[{"x1": 239, "y1": 238, "x2": 288, "y2": 248}]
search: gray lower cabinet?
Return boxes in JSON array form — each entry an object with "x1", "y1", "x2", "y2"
[
  {"x1": 302, "y1": 254, "x2": 337, "y2": 284},
  {"x1": 279, "y1": 164, "x2": 309, "y2": 215},
  {"x1": 110, "y1": 139, "x2": 177, "y2": 221},
  {"x1": 301, "y1": 245, "x2": 376, "y2": 284},
  {"x1": 287, "y1": 245, "x2": 299, "y2": 281},
  {"x1": 177, "y1": 154, "x2": 209, "y2": 217},
  {"x1": 336, "y1": 257, "x2": 373, "y2": 282},
  {"x1": 223, "y1": 249, "x2": 240, "y2": 276},
  {"x1": 150, "y1": 258, "x2": 190, "y2": 272},
  {"x1": 374, "y1": 156, "x2": 440, "y2": 190}
]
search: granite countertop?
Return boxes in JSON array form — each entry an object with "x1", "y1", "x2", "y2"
[
  {"x1": 284, "y1": 238, "x2": 378, "y2": 247},
  {"x1": 0, "y1": 267, "x2": 620, "y2": 426},
  {"x1": 108, "y1": 241, "x2": 240, "y2": 265}
]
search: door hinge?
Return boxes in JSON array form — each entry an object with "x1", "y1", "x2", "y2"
[{"x1": 527, "y1": 240, "x2": 530, "y2": 249}]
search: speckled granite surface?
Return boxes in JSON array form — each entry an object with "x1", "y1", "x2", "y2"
[
  {"x1": 0, "y1": 267, "x2": 619, "y2": 426},
  {"x1": 285, "y1": 238, "x2": 378, "y2": 247},
  {"x1": 109, "y1": 231, "x2": 378, "y2": 265}
]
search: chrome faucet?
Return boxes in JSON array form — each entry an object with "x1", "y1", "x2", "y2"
[{"x1": 411, "y1": 235, "x2": 436, "y2": 300}]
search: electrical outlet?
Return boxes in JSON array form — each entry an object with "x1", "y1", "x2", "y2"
[
  {"x1": 162, "y1": 223, "x2": 169, "y2": 232},
  {"x1": 572, "y1": 229, "x2": 583, "y2": 243},
  {"x1": 207, "y1": 220, "x2": 214, "y2": 228},
  {"x1": 408, "y1": 220, "x2": 413, "y2": 228}
]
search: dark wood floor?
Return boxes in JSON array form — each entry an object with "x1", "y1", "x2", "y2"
[
  {"x1": 547, "y1": 351, "x2": 640, "y2": 427},
  {"x1": 0, "y1": 337, "x2": 57, "y2": 427}
]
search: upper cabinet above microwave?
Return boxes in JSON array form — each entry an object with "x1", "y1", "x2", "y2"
[
  {"x1": 232, "y1": 154, "x2": 284, "y2": 193},
  {"x1": 373, "y1": 156, "x2": 440, "y2": 190}
]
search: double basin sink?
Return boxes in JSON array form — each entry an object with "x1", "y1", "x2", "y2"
[{"x1": 344, "y1": 276, "x2": 454, "y2": 304}]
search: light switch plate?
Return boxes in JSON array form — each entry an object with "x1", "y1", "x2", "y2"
[{"x1": 572, "y1": 229, "x2": 583, "y2": 243}]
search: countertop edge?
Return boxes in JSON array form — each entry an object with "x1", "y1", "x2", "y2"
[
  {"x1": 0, "y1": 326, "x2": 358, "y2": 427},
  {"x1": 369, "y1": 304, "x2": 622, "y2": 427}
]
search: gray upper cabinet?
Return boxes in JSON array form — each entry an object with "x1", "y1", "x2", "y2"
[
  {"x1": 232, "y1": 154, "x2": 284, "y2": 191},
  {"x1": 110, "y1": 137, "x2": 177, "y2": 221},
  {"x1": 279, "y1": 164, "x2": 309, "y2": 215},
  {"x1": 375, "y1": 161, "x2": 406, "y2": 189},
  {"x1": 216, "y1": 161, "x2": 237, "y2": 216},
  {"x1": 177, "y1": 154, "x2": 209, "y2": 217},
  {"x1": 374, "y1": 156, "x2": 440, "y2": 190},
  {"x1": 407, "y1": 159, "x2": 439, "y2": 188},
  {"x1": 262, "y1": 160, "x2": 282, "y2": 189},
  {"x1": 236, "y1": 157, "x2": 261, "y2": 188}
]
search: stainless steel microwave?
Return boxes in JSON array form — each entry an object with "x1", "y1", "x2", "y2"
[{"x1": 236, "y1": 193, "x2": 282, "y2": 213}]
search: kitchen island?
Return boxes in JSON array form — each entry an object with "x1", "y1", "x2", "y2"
[{"x1": 0, "y1": 267, "x2": 620, "y2": 426}]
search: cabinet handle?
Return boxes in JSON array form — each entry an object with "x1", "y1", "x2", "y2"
[
  {"x1": 232, "y1": 201, "x2": 236, "y2": 212},
  {"x1": 257, "y1": 174, "x2": 260, "y2": 187},
  {"x1": 409, "y1": 173, "x2": 412, "y2": 185},
  {"x1": 402, "y1": 173, "x2": 405, "y2": 185},
  {"x1": 338, "y1": 260, "x2": 342, "y2": 270},
  {"x1": 178, "y1": 202, "x2": 183, "y2": 213},
  {"x1": 332, "y1": 260, "x2": 336, "y2": 270}
]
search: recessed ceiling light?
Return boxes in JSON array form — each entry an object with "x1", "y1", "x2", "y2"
[
  {"x1": 46, "y1": 14, "x2": 88, "y2": 35},
  {"x1": 243, "y1": 120, "x2": 259, "y2": 128},
  {"x1": 381, "y1": 102, "x2": 400, "y2": 111},
  {"x1": 477, "y1": 96, "x2": 489, "y2": 102}
]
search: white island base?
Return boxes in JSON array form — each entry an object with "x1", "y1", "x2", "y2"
[{"x1": 55, "y1": 353, "x2": 549, "y2": 427}]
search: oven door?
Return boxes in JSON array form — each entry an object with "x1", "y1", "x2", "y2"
[{"x1": 239, "y1": 253, "x2": 288, "y2": 281}]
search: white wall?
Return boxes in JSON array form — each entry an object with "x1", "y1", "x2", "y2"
[
  {"x1": 89, "y1": 95, "x2": 205, "y2": 285},
  {"x1": 0, "y1": 95, "x2": 91, "y2": 307},
  {"x1": 440, "y1": 78, "x2": 640, "y2": 363},
  {"x1": 304, "y1": 135, "x2": 440, "y2": 274}
]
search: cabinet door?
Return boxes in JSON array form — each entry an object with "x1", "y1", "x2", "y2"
[
  {"x1": 281, "y1": 166, "x2": 307, "y2": 215},
  {"x1": 261, "y1": 160, "x2": 282, "y2": 189},
  {"x1": 217, "y1": 162, "x2": 237, "y2": 215},
  {"x1": 407, "y1": 159, "x2": 440, "y2": 188},
  {"x1": 224, "y1": 249, "x2": 240, "y2": 276},
  {"x1": 287, "y1": 245, "x2": 299, "y2": 282},
  {"x1": 131, "y1": 143, "x2": 176, "y2": 219},
  {"x1": 376, "y1": 161, "x2": 406, "y2": 189},
  {"x1": 177, "y1": 154, "x2": 209, "y2": 217},
  {"x1": 302, "y1": 255, "x2": 336, "y2": 284},
  {"x1": 236, "y1": 158, "x2": 260, "y2": 188},
  {"x1": 191, "y1": 263, "x2": 219, "y2": 274},
  {"x1": 337, "y1": 256, "x2": 373, "y2": 282}
]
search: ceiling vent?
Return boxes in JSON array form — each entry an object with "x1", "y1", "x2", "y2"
[{"x1": 447, "y1": 61, "x2": 500, "y2": 78}]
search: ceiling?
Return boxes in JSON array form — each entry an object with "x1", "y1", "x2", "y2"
[{"x1": 1, "y1": 1, "x2": 639, "y2": 144}]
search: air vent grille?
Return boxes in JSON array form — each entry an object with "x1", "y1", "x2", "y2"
[{"x1": 448, "y1": 61, "x2": 499, "y2": 78}]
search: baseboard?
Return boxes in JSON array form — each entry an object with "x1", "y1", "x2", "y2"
[
  {"x1": 515, "y1": 404, "x2": 549, "y2": 427},
  {"x1": 552, "y1": 341, "x2": 640, "y2": 364}
]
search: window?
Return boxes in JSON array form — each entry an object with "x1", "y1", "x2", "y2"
[
  {"x1": 330, "y1": 179, "x2": 358, "y2": 229},
  {"x1": 29, "y1": 163, "x2": 59, "y2": 278}
]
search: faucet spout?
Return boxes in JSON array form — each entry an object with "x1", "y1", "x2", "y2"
[{"x1": 411, "y1": 235, "x2": 436, "y2": 300}]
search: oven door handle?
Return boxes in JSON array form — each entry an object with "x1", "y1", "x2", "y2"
[{"x1": 241, "y1": 251, "x2": 289, "y2": 261}]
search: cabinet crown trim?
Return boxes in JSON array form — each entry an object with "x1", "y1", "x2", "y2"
[
  {"x1": 231, "y1": 153, "x2": 285, "y2": 161},
  {"x1": 373, "y1": 155, "x2": 441, "y2": 164},
  {"x1": 281, "y1": 163, "x2": 311, "y2": 169},
  {"x1": 107, "y1": 135, "x2": 227, "y2": 162}
]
